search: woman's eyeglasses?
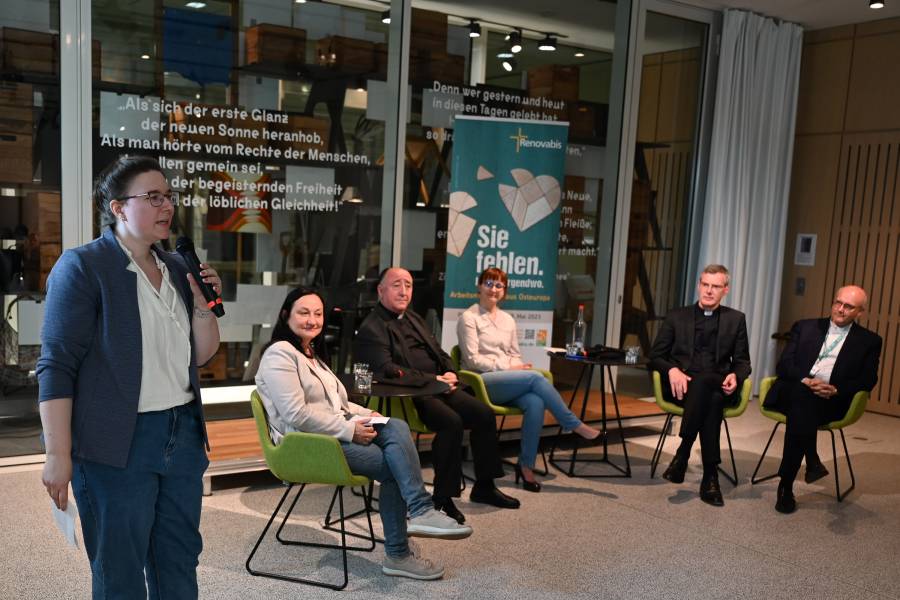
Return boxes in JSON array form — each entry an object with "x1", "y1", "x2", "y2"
[
  {"x1": 120, "y1": 190, "x2": 179, "y2": 207},
  {"x1": 483, "y1": 280, "x2": 505, "y2": 290}
]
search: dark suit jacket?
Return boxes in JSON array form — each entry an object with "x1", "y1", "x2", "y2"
[
  {"x1": 648, "y1": 304, "x2": 752, "y2": 401},
  {"x1": 354, "y1": 302, "x2": 455, "y2": 386},
  {"x1": 765, "y1": 318, "x2": 882, "y2": 414}
]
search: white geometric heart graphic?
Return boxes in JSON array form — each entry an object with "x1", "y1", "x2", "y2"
[
  {"x1": 498, "y1": 168, "x2": 561, "y2": 231},
  {"x1": 447, "y1": 191, "x2": 478, "y2": 257}
]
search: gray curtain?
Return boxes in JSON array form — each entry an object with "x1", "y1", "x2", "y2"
[{"x1": 697, "y1": 9, "x2": 803, "y2": 386}]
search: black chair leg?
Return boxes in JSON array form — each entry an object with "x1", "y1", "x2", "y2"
[
  {"x1": 650, "y1": 414, "x2": 674, "y2": 478},
  {"x1": 717, "y1": 419, "x2": 739, "y2": 486},
  {"x1": 323, "y1": 486, "x2": 381, "y2": 546},
  {"x1": 250, "y1": 484, "x2": 358, "y2": 590},
  {"x1": 832, "y1": 429, "x2": 856, "y2": 502},
  {"x1": 751, "y1": 422, "x2": 782, "y2": 484}
]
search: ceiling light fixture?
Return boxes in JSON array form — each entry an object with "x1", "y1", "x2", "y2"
[
  {"x1": 574, "y1": 49, "x2": 585, "y2": 58},
  {"x1": 508, "y1": 30, "x2": 522, "y2": 54},
  {"x1": 497, "y1": 46, "x2": 514, "y2": 59},
  {"x1": 140, "y1": 53, "x2": 150, "y2": 60},
  {"x1": 468, "y1": 20, "x2": 481, "y2": 38},
  {"x1": 381, "y1": 10, "x2": 391, "y2": 24},
  {"x1": 538, "y1": 34, "x2": 557, "y2": 51},
  {"x1": 870, "y1": 0, "x2": 884, "y2": 7},
  {"x1": 295, "y1": 0, "x2": 306, "y2": 3},
  {"x1": 185, "y1": 1, "x2": 206, "y2": 8},
  {"x1": 501, "y1": 57, "x2": 517, "y2": 72}
]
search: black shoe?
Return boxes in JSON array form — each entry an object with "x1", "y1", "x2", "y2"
[
  {"x1": 775, "y1": 480, "x2": 797, "y2": 514},
  {"x1": 514, "y1": 463, "x2": 541, "y2": 493},
  {"x1": 804, "y1": 461, "x2": 829, "y2": 484},
  {"x1": 699, "y1": 475, "x2": 724, "y2": 507},
  {"x1": 433, "y1": 497, "x2": 466, "y2": 524},
  {"x1": 470, "y1": 482, "x2": 521, "y2": 509},
  {"x1": 662, "y1": 456, "x2": 687, "y2": 484}
]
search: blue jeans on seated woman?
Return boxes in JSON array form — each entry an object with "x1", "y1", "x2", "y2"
[
  {"x1": 480, "y1": 369, "x2": 583, "y2": 469},
  {"x1": 341, "y1": 418, "x2": 432, "y2": 558}
]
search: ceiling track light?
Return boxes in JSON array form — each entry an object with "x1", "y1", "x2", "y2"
[
  {"x1": 501, "y1": 57, "x2": 517, "y2": 72},
  {"x1": 508, "y1": 30, "x2": 523, "y2": 54},
  {"x1": 574, "y1": 49, "x2": 585, "y2": 58},
  {"x1": 538, "y1": 34, "x2": 557, "y2": 51},
  {"x1": 870, "y1": 0, "x2": 884, "y2": 7},
  {"x1": 381, "y1": 10, "x2": 391, "y2": 24},
  {"x1": 497, "y1": 46, "x2": 514, "y2": 59},
  {"x1": 468, "y1": 20, "x2": 481, "y2": 38}
]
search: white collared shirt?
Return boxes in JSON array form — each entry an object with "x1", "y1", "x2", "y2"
[
  {"x1": 809, "y1": 321, "x2": 852, "y2": 384},
  {"x1": 456, "y1": 303, "x2": 524, "y2": 372},
  {"x1": 116, "y1": 236, "x2": 194, "y2": 412}
]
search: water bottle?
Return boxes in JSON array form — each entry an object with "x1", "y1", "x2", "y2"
[{"x1": 571, "y1": 304, "x2": 586, "y2": 354}]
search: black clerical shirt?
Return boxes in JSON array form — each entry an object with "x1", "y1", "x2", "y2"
[
  {"x1": 688, "y1": 304, "x2": 719, "y2": 374},
  {"x1": 395, "y1": 314, "x2": 442, "y2": 374}
]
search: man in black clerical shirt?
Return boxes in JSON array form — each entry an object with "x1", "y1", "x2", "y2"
[
  {"x1": 649, "y1": 264, "x2": 752, "y2": 506},
  {"x1": 354, "y1": 267, "x2": 518, "y2": 524}
]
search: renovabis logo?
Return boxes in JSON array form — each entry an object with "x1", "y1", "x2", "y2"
[{"x1": 509, "y1": 127, "x2": 563, "y2": 153}]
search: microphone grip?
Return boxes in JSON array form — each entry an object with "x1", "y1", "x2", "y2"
[{"x1": 176, "y1": 245, "x2": 225, "y2": 318}]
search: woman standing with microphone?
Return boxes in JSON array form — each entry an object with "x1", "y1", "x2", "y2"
[{"x1": 37, "y1": 155, "x2": 222, "y2": 599}]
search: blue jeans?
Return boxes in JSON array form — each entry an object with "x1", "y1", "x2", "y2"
[
  {"x1": 72, "y1": 401, "x2": 208, "y2": 600},
  {"x1": 340, "y1": 418, "x2": 432, "y2": 558},
  {"x1": 481, "y1": 370, "x2": 583, "y2": 469}
]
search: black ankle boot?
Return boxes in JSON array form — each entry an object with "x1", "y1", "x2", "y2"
[{"x1": 775, "y1": 479, "x2": 797, "y2": 514}]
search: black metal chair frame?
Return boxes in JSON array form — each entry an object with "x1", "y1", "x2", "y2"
[
  {"x1": 245, "y1": 482, "x2": 378, "y2": 591},
  {"x1": 649, "y1": 413, "x2": 740, "y2": 486},
  {"x1": 750, "y1": 421, "x2": 857, "y2": 502}
]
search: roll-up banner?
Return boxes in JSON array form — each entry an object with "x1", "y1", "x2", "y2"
[{"x1": 441, "y1": 116, "x2": 569, "y2": 369}]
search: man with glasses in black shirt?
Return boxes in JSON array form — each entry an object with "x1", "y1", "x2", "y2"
[{"x1": 649, "y1": 264, "x2": 752, "y2": 506}]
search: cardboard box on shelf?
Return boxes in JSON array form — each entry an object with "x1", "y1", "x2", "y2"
[
  {"x1": 1, "y1": 27, "x2": 55, "y2": 75},
  {"x1": 22, "y1": 192, "x2": 61, "y2": 242},
  {"x1": 245, "y1": 24, "x2": 307, "y2": 67},
  {"x1": 411, "y1": 8, "x2": 447, "y2": 54},
  {"x1": 199, "y1": 348, "x2": 228, "y2": 381},
  {"x1": 316, "y1": 36, "x2": 375, "y2": 74},
  {"x1": 270, "y1": 115, "x2": 330, "y2": 154},
  {"x1": 528, "y1": 64, "x2": 580, "y2": 102},
  {"x1": 0, "y1": 133, "x2": 33, "y2": 183}
]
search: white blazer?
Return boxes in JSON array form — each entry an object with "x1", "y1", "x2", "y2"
[
  {"x1": 456, "y1": 303, "x2": 525, "y2": 372},
  {"x1": 255, "y1": 341, "x2": 371, "y2": 443}
]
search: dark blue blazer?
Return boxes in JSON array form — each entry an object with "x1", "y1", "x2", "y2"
[
  {"x1": 765, "y1": 318, "x2": 882, "y2": 414},
  {"x1": 37, "y1": 227, "x2": 208, "y2": 468}
]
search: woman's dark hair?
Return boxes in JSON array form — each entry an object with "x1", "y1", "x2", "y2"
[
  {"x1": 265, "y1": 286, "x2": 330, "y2": 361},
  {"x1": 94, "y1": 155, "x2": 164, "y2": 228}
]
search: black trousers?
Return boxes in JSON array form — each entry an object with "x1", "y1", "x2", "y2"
[
  {"x1": 777, "y1": 380, "x2": 849, "y2": 481},
  {"x1": 672, "y1": 371, "x2": 730, "y2": 466},
  {"x1": 413, "y1": 388, "x2": 505, "y2": 499}
]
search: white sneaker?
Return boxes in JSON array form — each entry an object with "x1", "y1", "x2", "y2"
[
  {"x1": 382, "y1": 547, "x2": 445, "y2": 580},
  {"x1": 408, "y1": 508, "x2": 473, "y2": 539}
]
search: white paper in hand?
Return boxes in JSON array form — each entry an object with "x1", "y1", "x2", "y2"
[
  {"x1": 50, "y1": 497, "x2": 79, "y2": 548},
  {"x1": 350, "y1": 415, "x2": 390, "y2": 425}
]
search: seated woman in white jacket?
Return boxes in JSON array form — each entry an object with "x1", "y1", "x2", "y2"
[
  {"x1": 255, "y1": 287, "x2": 471, "y2": 581},
  {"x1": 457, "y1": 268, "x2": 601, "y2": 492}
]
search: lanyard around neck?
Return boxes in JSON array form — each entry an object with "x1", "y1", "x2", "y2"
[{"x1": 817, "y1": 328, "x2": 849, "y2": 362}]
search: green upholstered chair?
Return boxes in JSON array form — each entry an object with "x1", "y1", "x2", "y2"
[
  {"x1": 450, "y1": 345, "x2": 550, "y2": 474},
  {"x1": 246, "y1": 390, "x2": 376, "y2": 591},
  {"x1": 751, "y1": 376, "x2": 869, "y2": 501},
  {"x1": 648, "y1": 370, "x2": 752, "y2": 486}
]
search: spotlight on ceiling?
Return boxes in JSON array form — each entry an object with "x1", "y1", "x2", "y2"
[
  {"x1": 185, "y1": 1, "x2": 206, "y2": 8},
  {"x1": 501, "y1": 57, "x2": 517, "y2": 72},
  {"x1": 538, "y1": 34, "x2": 557, "y2": 51},
  {"x1": 468, "y1": 20, "x2": 481, "y2": 38},
  {"x1": 574, "y1": 49, "x2": 585, "y2": 58},
  {"x1": 870, "y1": 0, "x2": 884, "y2": 7},
  {"x1": 508, "y1": 30, "x2": 522, "y2": 54},
  {"x1": 381, "y1": 10, "x2": 391, "y2": 24},
  {"x1": 496, "y1": 48, "x2": 514, "y2": 59},
  {"x1": 294, "y1": 0, "x2": 306, "y2": 3}
]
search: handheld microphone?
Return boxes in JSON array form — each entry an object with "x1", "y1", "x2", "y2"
[{"x1": 175, "y1": 236, "x2": 225, "y2": 317}]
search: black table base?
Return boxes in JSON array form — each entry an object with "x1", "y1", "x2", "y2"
[{"x1": 548, "y1": 361, "x2": 632, "y2": 478}]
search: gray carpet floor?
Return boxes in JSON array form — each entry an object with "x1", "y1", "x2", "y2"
[{"x1": 2, "y1": 401, "x2": 899, "y2": 599}]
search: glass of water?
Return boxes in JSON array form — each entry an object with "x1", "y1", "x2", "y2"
[
  {"x1": 356, "y1": 369, "x2": 373, "y2": 394},
  {"x1": 625, "y1": 346, "x2": 641, "y2": 364}
]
